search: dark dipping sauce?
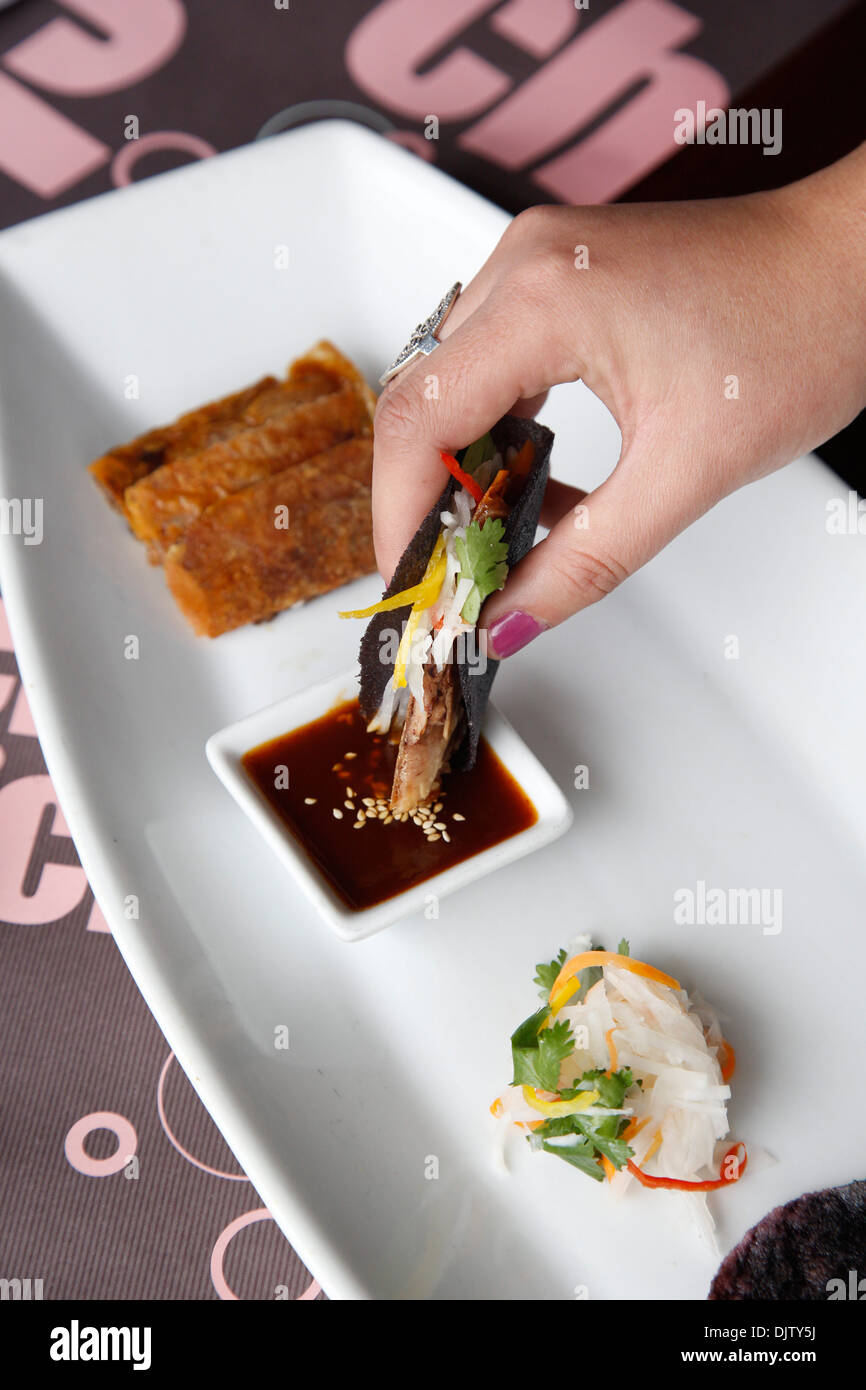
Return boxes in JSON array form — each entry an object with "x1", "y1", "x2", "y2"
[{"x1": 241, "y1": 697, "x2": 538, "y2": 911}]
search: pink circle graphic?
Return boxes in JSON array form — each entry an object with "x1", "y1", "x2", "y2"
[
  {"x1": 111, "y1": 131, "x2": 216, "y2": 187},
  {"x1": 64, "y1": 1111, "x2": 137, "y2": 1177},
  {"x1": 156, "y1": 1051, "x2": 247, "y2": 1181},
  {"x1": 211, "y1": 1208, "x2": 321, "y2": 1302}
]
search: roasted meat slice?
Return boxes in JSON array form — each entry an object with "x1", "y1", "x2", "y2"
[
  {"x1": 389, "y1": 661, "x2": 465, "y2": 814},
  {"x1": 473, "y1": 468, "x2": 511, "y2": 526}
]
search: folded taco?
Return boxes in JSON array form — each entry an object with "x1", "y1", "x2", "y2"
[{"x1": 341, "y1": 415, "x2": 553, "y2": 813}]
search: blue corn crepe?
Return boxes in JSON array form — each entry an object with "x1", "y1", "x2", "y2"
[
  {"x1": 359, "y1": 414, "x2": 553, "y2": 770},
  {"x1": 709, "y1": 1180, "x2": 866, "y2": 1299}
]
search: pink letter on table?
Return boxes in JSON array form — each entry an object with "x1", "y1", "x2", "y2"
[
  {"x1": 460, "y1": 0, "x2": 729, "y2": 203},
  {"x1": 346, "y1": 0, "x2": 512, "y2": 121},
  {"x1": 0, "y1": 72, "x2": 109, "y2": 196},
  {"x1": 3, "y1": 0, "x2": 187, "y2": 97}
]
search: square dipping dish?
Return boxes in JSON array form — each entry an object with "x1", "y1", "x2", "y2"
[{"x1": 206, "y1": 667, "x2": 573, "y2": 941}]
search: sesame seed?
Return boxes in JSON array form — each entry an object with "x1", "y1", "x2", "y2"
[
  {"x1": 357, "y1": 809, "x2": 366, "y2": 820},
  {"x1": 452, "y1": 813, "x2": 465, "y2": 822},
  {"x1": 427, "y1": 832, "x2": 441, "y2": 842},
  {"x1": 346, "y1": 787, "x2": 354, "y2": 798},
  {"x1": 332, "y1": 808, "x2": 343, "y2": 819},
  {"x1": 353, "y1": 819, "x2": 365, "y2": 829},
  {"x1": 332, "y1": 763, "x2": 342, "y2": 772},
  {"x1": 344, "y1": 751, "x2": 357, "y2": 759},
  {"x1": 412, "y1": 815, "x2": 423, "y2": 826},
  {"x1": 433, "y1": 821, "x2": 446, "y2": 830},
  {"x1": 433, "y1": 802, "x2": 443, "y2": 812},
  {"x1": 383, "y1": 814, "x2": 393, "y2": 824},
  {"x1": 362, "y1": 798, "x2": 375, "y2": 807},
  {"x1": 442, "y1": 831, "x2": 450, "y2": 843},
  {"x1": 304, "y1": 797, "x2": 316, "y2": 805},
  {"x1": 344, "y1": 800, "x2": 355, "y2": 811}
]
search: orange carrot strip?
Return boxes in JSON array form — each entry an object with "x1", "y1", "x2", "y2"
[
  {"x1": 550, "y1": 951, "x2": 680, "y2": 1012},
  {"x1": 621, "y1": 1116, "x2": 650, "y2": 1144},
  {"x1": 717, "y1": 1038, "x2": 736, "y2": 1082},
  {"x1": 605, "y1": 1026, "x2": 619, "y2": 1075}
]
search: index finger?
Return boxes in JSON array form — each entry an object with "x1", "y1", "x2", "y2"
[{"x1": 372, "y1": 286, "x2": 560, "y2": 581}]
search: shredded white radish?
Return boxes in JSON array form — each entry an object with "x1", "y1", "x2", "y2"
[
  {"x1": 393, "y1": 485, "x2": 480, "y2": 702},
  {"x1": 493, "y1": 957, "x2": 740, "y2": 1240}
]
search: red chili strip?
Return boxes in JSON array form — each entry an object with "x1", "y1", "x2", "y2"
[
  {"x1": 627, "y1": 1142, "x2": 747, "y2": 1192},
  {"x1": 440, "y1": 450, "x2": 483, "y2": 505}
]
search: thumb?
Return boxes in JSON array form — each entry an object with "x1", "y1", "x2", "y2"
[{"x1": 481, "y1": 443, "x2": 698, "y2": 658}]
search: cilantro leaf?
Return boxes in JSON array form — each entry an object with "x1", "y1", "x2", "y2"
[
  {"x1": 511, "y1": 1014, "x2": 575, "y2": 1092},
  {"x1": 537, "y1": 1020, "x2": 576, "y2": 1088},
  {"x1": 511, "y1": 1007, "x2": 549, "y2": 1050},
  {"x1": 561, "y1": 1067, "x2": 634, "y2": 1110},
  {"x1": 456, "y1": 518, "x2": 508, "y2": 625},
  {"x1": 533, "y1": 1115, "x2": 585, "y2": 1138},
  {"x1": 541, "y1": 1139, "x2": 605, "y2": 1181},
  {"x1": 533, "y1": 948, "x2": 568, "y2": 998},
  {"x1": 458, "y1": 432, "x2": 496, "y2": 476},
  {"x1": 617, "y1": 937, "x2": 630, "y2": 956},
  {"x1": 537, "y1": 1112, "x2": 633, "y2": 1174},
  {"x1": 570, "y1": 1115, "x2": 634, "y2": 1168},
  {"x1": 533, "y1": 1066, "x2": 637, "y2": 1180}
]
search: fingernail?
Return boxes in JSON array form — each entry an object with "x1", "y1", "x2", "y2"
[{"x1": 486, "y1": 611, "x2": 549, "y2": 659}]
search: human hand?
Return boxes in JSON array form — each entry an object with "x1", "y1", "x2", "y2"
[{"x1": 372, "y1": 145, "x2": 866, "y2": 658}]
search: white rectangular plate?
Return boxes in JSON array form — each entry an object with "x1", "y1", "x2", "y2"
[
  {"x1": 206, "y1": 670, "x2": 572, "y2": 942},
  {"x1": 2, "y1": 120, "x2": 866, "y2": 1300}
]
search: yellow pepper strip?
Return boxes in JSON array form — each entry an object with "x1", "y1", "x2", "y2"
[
  {"x1": 392, "y1": 544, "x2": 447, "y2": 689},
  {"x1": 542, "y1": 977, "x2": 579, "y2": 1022},
  {"x1": 549, "y1": 951, "x2": 681, "y2": 1015},
  {"x1": 338, "y1": 585, "x2": 430, "y2": 620},
  {"x1": 522, "y1": 1084, "x2": 600, "y2": 1118},
  {"x1": 338, "y1": 535, "x2": 447, "y2": 619}
]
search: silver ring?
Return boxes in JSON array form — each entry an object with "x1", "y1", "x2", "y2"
[{"x1": 379, "y1": 281, "x2": 462, "y2": 386}]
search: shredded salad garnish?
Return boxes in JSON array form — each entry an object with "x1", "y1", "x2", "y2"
[
  {"x1": 491, "y1": 939, "x2": 746, "y2": 1221},
  {"x1": 340, "y1": 433, "x2": 534, "y2": 720}
]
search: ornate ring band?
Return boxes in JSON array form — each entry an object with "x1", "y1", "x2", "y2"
[{"x1": 379, "y1": 281, "x2": 462, "y2": 387}]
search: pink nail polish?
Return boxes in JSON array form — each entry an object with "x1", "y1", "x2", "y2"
[{"x1": 486, "y1": 611, "x2": 548, "y2": 659}]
